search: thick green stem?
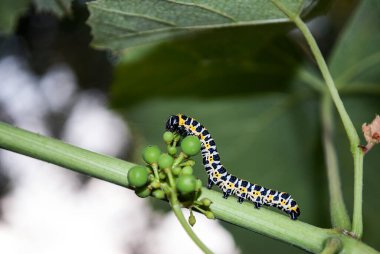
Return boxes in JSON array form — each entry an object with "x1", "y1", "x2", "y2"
[
  {"x1": 321, "y1": 94, "x2": 351, "y2": 230},
  {"x1": 0, "y1": 123, "x2": 133, "y2": 187},
  {"x1": 270, "y1": 0, "x2": 364, "y2": 238},
  {"x1": 0, "y1": 122, "x2": 377, "y2": 253},
  {"x1": 0, "y1": 121, "x2": 211, "y2": 253},
  {"x1": 202, "y1": 189, "x2": 377, "y2": 253}
]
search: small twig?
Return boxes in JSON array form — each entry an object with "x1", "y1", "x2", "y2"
[
  {"x1": 270, "y1": 0, "x2": 364, "y2": 238},
  {"x1": 321, "y1": 94, "x2": 351, "y2": 230},
  {"x1": 170, "y1": 199, "x2": 213, "y2": 254}
]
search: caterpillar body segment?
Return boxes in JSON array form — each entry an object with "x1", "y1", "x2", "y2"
[{"x1": 165, "y1": 114, "x2": 301, "y2": 220}]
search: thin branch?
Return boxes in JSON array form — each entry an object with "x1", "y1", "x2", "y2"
[
  {"x1": 171, "y1": 203, "x2": 213, "y2": 254},
  {"x1": 270, "y1": 0, "x2": 364, "y2": 238},
  {"x1": 321, "y1": 94, "x2": 351, "y2": 230}
]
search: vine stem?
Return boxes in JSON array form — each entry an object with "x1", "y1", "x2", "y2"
[
  {"x1": 321, "y1": 94, "x2": 351, "y2": 230},
  {"x1": 171, "y1": 202, "x2": 213, "y2": 254},
  {"x1": 270, "y1": 0, "x2": 364, "y2": 238},
  {"x1": 166, "y1": 153, "x2": 213, "y2": 253},
  {"x1": 161, "y1": 180, "x2": 213, "y2": 254},
  {"x1": 0, "y1": 122, "x2": 378, "y2": 253}
]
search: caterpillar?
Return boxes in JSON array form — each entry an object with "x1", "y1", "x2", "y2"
[{"x1": 166, "y1": 114, "x2": 301, "y2": 220}]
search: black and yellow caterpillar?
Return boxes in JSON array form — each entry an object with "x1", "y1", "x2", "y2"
[{"x1": 166, "y1": 113, "x2": 301, "y2": 220}]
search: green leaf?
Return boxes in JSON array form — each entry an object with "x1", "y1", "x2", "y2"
[
  {"x1": 111, "y1": 25, "x2": 302, "y2": 108},
  {"x1": 32, "y1": 0, "x2": 72, "y2": 17},
  {"x1": 329, "y1": 0, "x2": 380, "y2": 94},
  {"x1": 0, "y1": 0, "x2": 29, "y2": 34},
  {"x1": 87, "y1": 0, "x2": 310, "y2": 50}
]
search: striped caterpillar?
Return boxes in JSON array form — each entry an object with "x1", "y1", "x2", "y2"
[{"x1": 166, "y1": 114, "x2": 301, "y2": 220}]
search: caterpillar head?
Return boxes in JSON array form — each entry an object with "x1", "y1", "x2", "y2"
[{"x1": 166, "y1": 115, "x2": 180, "y2": 132}]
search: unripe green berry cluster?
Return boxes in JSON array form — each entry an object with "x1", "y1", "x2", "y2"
[{"x1": 127, "y1": 131, "x2": 215, "y2": 224}]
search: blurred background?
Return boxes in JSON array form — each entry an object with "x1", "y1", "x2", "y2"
[{"x1": 0, "y1": 0, "x2": 379, "y2": 253}]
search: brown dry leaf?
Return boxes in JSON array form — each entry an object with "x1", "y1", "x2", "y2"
[{"x1": 361, "y1": 115, "x2": 380, "y2": 152}]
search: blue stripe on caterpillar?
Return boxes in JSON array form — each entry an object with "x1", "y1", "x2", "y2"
[{"x1": 166, "y1": 114, "x2": 301, "y2": 220}]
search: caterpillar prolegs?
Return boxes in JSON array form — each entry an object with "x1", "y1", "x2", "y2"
[{"x1": 166, "y1": 114, "x2": 301, "y2": 220}]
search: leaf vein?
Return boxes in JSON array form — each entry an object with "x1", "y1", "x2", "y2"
[
  {"x1": 96, "y1": 18, "x2": 289, "y2": 42},
  {"x1": 90, "y1": 4, "x2": 177, "y2": 27},
  {"x1": 165, "y1": 0, "x2": 237, "y2": 22}
]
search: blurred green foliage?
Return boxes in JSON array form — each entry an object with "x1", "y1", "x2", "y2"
[
  {"x1": 1, "y1": 0, "x2": 379, "y2": 253},
  {"x1": 0, "y1": 0, "x2": 72, "y2": 34},
  {"x1": 111, "y1": 25, "x2": 302, "y2": 107},
  {"x1": 106, "y1": 0, "x2": 380, "y2": 253},
  {"x1": 32, "y1": 0, "x2": 72, "y2": 17},
  {"x1": 0, "y1": 0, "x2": 29, "y2": 34}
]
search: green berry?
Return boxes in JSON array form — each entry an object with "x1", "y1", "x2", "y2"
[
  {"x1": 167, "y1": 146, "x2": 177, "y2": 155},
  {"x1": 158, "y1": 153, "x2": 174, "y2": 168},
  {"x1": 182, "y1": 166, "x2": 193, "y2": 175},
  {"x1": 163, "y1": 131, "x2": 174, "y2": 143},
  {"x1": 142, "y1": 145, "x2": 161, "y2": 164},
  {"x1": 205, "y1": 211, "x2": 215, "y2": 219},
  {"x1": 195, "y1": 179, "x2": 203, "y2": 191},
  {"x1": 188, "y1": 211, "x2": 196, "y2": 227},
  {"x1": 159, "y1": 172, "x2": 166, "y2": 180},
  {"x1": 135, "y1": 186, "x2": 151, "y2": 198},
  {"x1": 152, "y1": 189, "x2": 165, "y2": 199},
  {"x1": 176, "y1": 175, "x2": 196, "y2": 194},
  {"x1": 128, "y1": 166, "x2": 149, "y2": 187},
  {"x1": 201, "y1": 198, "x2": 212, "y2": 207},
  {"x1": 181, "y1": 136, "x2": 201, "y2": 156},
  {"x1": 172, "y1": 167, "x2": 182, "y2": 176}
]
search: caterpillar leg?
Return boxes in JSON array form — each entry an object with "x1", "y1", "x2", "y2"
[
  {"x1": 254, "y1": 202, "x2": 262, "y2": 209},
  {"x1": 207, "y1": 178, "x2": 214, "y2": 189},
  {"x1": 290, "y1": 211, "x2": 298, "y2": 220},
  {"x1": 223, "y1": 191, "x2": 231, "y2": 199},
  {"x1": 289, "y1": 206, "x2": 301, "y2": 220},
  {"x1": 166, "y1": 114, "x2": 301, "y2": 220},
  {"x1": 220, "y1": 175, "x2": 236, "y2": 199}
]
